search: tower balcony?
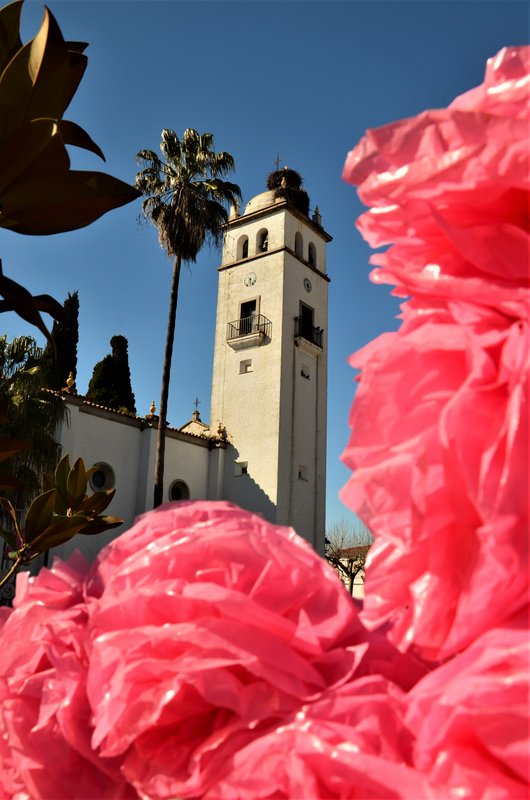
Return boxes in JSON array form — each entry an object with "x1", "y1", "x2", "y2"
[
  {"x1": 227, "y1": 314, "x2": 272, "y2": 350},
  {"x1": 294, "y1": 316, "x2": 323, "y2": 349}
]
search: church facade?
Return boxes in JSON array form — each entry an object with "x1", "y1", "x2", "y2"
[{"x1": 55, "y1": 176, "x2": 331, "y2": 562}]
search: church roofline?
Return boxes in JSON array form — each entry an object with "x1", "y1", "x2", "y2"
[
  {"x1": 47, "y1": 390, "x2": 225, "y2": 447},
  {"x1": 225, "y1": 198, "x2": 333, "y2": 243}
]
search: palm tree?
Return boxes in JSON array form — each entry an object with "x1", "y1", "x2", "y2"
[{"x1": 136, "y1": 129, "x2": 241, "y2": 507}]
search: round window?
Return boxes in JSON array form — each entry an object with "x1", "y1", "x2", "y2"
[
  {"x1": 168, "y1": 480, "x2": 190, "y2": 502},
  {"x1": 89, "y1": 462, "x2": 116, "y2": 492}
]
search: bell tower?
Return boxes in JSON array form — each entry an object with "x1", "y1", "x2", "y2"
[{"x1": 209, "y1": 170, "x2": 331, "y2": 552}]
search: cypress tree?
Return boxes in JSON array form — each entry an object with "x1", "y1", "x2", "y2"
[
  {"x1": 87, "y1": 335, "x2": 136, "y2": 414},
  {"x1": 40, "y1": 291, "x2": 79, "y2": 390}
]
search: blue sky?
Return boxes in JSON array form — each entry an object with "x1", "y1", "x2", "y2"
[{"x1": 3, "y1": 0, "x2": 527, "y2": 528}]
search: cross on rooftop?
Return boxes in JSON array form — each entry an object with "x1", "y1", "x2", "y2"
[
  {"x1": 273, "y1": 152, "x2": 283, "y2": 171},
  {"x1": 193, "y1": 397, "x2": 201, "y2": 411}
]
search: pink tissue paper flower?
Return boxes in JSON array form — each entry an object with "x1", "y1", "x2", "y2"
[
  {"x1": 341, "y1": 46, "x2": 529, "y2": 661},
  {"x1": 205, "y1": 676, "x2": 427, "y2": 799},
  {"x1": 0, "y1": 554, "x2": 133, "y2": 800},
  {"x1": 343, "y1": 47, "x2": 529, "y2": 319},
  {"x1": 406, "y1": 608, "x2": 529, "y2": 798},
  {"x1": 1, "y1": 501, "x2": 388, "y2": 799},
  {"x1": 83, "y1": 502, "x2": 365, "y2": 799}
]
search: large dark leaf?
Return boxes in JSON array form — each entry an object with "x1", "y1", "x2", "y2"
[
  {"x1": 66, "y1": 456, "x2": 87, "y2": 507},
  {"x1": 24, "y1": 487, "x2": 56, "y2": 542},
  {"x1": 0, "y1": 263, "x2": 64, "y2": 340},
  {"x1": 28, "y1": 513, "x2": 88, "y2": 552},
  {"x1": 78, "y1": 488, "x2": 115, "y2": 516},
  {"x1": 78, "y1": 515, "x2": 122, "y2": 535},
  {"x1": 0, "y1": 169, "x2": 140, "y2": 234},
  {"x1": 53, "y1": 453, "x2": 70, "y2": 514},
  {"x1": 63, "y1": 46, "x2": 88, "y2": 112},
  {"x1": 0, "y1": 8, "x2": 72, "y2": 143},
  {"x1": 0, "y1": 118, "x2": 68, "y2": 195},
  {"x1": 0, "y1": 0, "x2": 23, "y2": 75}
]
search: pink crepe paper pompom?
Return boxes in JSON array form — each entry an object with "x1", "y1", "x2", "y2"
[
  {"x1": 405, "y1": 610, "x2": 529, "y2": 798},
  {"x1": 342, "y1": 47, "x2": 529, "y2": 320},
  {"x1": 341, "y1": 46, "x2": 529, "y2": 661},
  {"x1": 342, "y1": 302, "x2": 529, "y2": 660},
  {"x1": 0, "y1": 554, "x2": 133, "y2": 799},
  {"x1": 205, "y1": 675, "x2": 427, "y2": 799},
  {"x1": 83, "y1": 501, "x2": 365, "y2": 799}
]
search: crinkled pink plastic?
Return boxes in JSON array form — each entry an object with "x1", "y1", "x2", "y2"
[
  {"x1": 205, "y1": 676, "x2": 427, "y2": 799},
  {"x1": 406, "y1": 609, "x2": 529, "y2": 798},
  {"x1": 0, "y1": 46, "x2": 528, "y2": 800},
  {"x1": 1, "y1": 502, "x2": 390, "y2": 799},
  {"x1": 0, "y1": 554, "x2": 133, "y2": 799},
  {"x1": 83, "y1": 502, "x2": 366, "y2": 798},
  {"x1": 343, "y1": 48, "x2": 529, "y2": 321},
  {"x1": 341, "y1": 46, "x2": 530, "y2": 662}
]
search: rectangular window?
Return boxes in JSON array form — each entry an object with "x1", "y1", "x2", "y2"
[
  {"x1": 300, "y1": 302, "x2": 314, "y2": 340},
  {"x1": 239, "y1": 297, "x2": 259, "y2": 335},
  {"x1": 239, "y1": 359, "x2": 252, "y2": 374}
]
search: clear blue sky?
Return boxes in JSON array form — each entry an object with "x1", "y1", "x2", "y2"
[{"x1": 3, "y1": 0, "x2": 527, "y2": 528}]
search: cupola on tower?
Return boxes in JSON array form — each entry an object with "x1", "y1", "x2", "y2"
[{"x1": 209, "y1": 169, "x2": 331, "y2": 552}]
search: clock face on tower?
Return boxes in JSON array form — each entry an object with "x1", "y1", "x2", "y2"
[
  {"x1": 244, "y1": 272, "x2": 257, "y2": 287},
  {"x1": 304, "y1": 277, "x2": 312, "y2": 293}
]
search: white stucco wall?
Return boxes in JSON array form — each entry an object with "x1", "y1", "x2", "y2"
[{"x1": 54, "y1": 399, "x2": 215, "y2": 563}]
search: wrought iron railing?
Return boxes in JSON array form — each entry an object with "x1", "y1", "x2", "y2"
[
  {"x1": 227, "y1": 314, "x2": 272, "y2": 340},
  {"x1": 294, "y1": 316, "x2": 323, "y2": 348}
]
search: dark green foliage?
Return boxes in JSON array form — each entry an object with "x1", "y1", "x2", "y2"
[
  {"x1": 266, "y1": 168, "x2": 310, "y2": 216},
  {"x1": 40, "y1": 291, "x2": 79, "y2": 390},
  {"x1": 0, "y1": 453, "x2": 123, "y2": 594},
  {"x1": 0, "y1": 335, "x2": 66, "y2": 507},
  {"x1": 87, "y1": 335, "x2": 136, "y2": 414}
]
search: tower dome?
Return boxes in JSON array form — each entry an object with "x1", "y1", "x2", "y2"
[{"x1": 244, "y1": 190, "x2": 276, "y2": 215}]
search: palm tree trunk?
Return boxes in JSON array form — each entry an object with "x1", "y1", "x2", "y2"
[{"x1": 153, "y1": 254, "x2": 181, "y2": 508}]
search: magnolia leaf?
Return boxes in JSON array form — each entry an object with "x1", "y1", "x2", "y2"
[
  {"x1": 0, "y1": 0, "x2": 23, "y2": 74},
  {"x1": 65, "y1": 41, "x2": 88, "y2": 55},
  {"x1": 63, "y1": 48, "x2": 87, "y2": 112},
  {"x1": 0, "y1": 266, "x2": 62, "y2": 340},
  {"x1": 0, "y1": 169, "x2": 140, "y2": 235},
  {"x1": 54, "y1": 452, "x2": 70, "y2": 513},
  {"x1": 24, "y1": 487, "x2": 56, "y2": 541},
  {"x1": 58, "y1": 120, "x2": 105, "y2": 161},
  {"x1": 0, "y1": 118, "x2": 64, "y2": 195},
  {"x1": 66, "y1": 456, "x2": 87, "y2": 508},
  {"x1": 41, "y1": 471, "x2": 54, "y2": 492},
  {"x1": 26, "y1": 8, "x2": 73, "y2": 118},
  {"x1": 78, "y1": 488, "x2": 115, "y2": 516},
  {"x1": 78, "y1": 515, "x2": 123, "y2": 535},
  {"x1": 28, "y1": 513, "x2": 88, "y2": 552}
]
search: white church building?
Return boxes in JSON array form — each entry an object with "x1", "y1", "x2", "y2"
[{"x1": 56, "y1": 177, "x2": 331, "y2": 561}]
